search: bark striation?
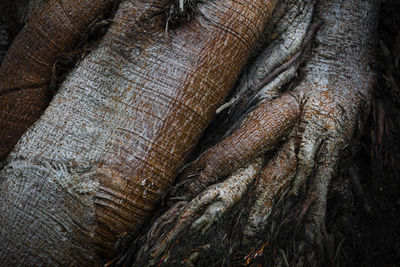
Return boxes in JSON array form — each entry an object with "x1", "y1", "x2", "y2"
[
  {"x1": 0, "y1": 0, "x2": 114, "y2": 158},
  {"x1": 139, "y1": 0, "x2": 379, "y2": 265},
  {"x1": 0, "y1": 0, "x2": 278, "y2": 265}
]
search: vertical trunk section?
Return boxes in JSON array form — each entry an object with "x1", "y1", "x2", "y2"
[
  {"x1": 299, "y1": 0, "x2": 378, "y2": 105},
  {"x1": 0, "y1": 0, "x2": 277, "y2": 265},
  {"x1": 0, "y1": 0, "x2": 114, "y2": 158}
]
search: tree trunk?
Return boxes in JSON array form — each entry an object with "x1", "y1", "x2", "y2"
[
  {"x1": 0, "y1": 0, "x2": 278, "y2": 265},
  {"x1": 0, "y1": 0, "x2": 381, "y2": 266},
  {"x1": 0, "y1": 0, "x2": 114, "y2": 158},
  {"x1": 137, "y1": 0, "x2": 378, "y2": 265}
]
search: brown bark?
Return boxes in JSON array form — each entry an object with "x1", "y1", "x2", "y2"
[
  {"x1": 179, "y1": 93, "x2": 300, "y2": 197},
  {"x1": 0, "y1": 0, "x2": 278, "y2": 265},
  {"x1": 0, "y1": 0, "x2": 382, "y2": 265},
  {"x1": 137, "y1": 0, "x2": 379, "y2": 265},
  {"x1": 0, "y1": 0, "x2": 114, "y2": 158}
]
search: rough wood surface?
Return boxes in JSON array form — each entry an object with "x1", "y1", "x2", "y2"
[
  {"x1": 0, "y1": 0, "x2": 278, "y2": 265},
  {"x1": 0, "y1": 0, "x2": 114, "y2": 158}
]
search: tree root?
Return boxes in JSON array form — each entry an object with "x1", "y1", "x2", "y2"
[
  {"x1": 147, "y1": 160, "x2": 264, "y2": 263},
  {"x1": 135, "y1": 0, "x2": 378, "y2": 265}
]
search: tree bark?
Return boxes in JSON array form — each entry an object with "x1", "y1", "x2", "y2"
[
  {"x1": 0, "y1": 0, "x2": 48, "y2": 63},
  {"x1": 0, "y1": 0, "x2": 380, "y2": 266},
  {"x1": 0, "y1": 0, "x2": 278, "y2": 265},
  {"x1": 0, "y1": 0, "x2": 113, "y2": 158},
  {"x1": 137, "y1": 0, "x2": 379, "y2": 265}
]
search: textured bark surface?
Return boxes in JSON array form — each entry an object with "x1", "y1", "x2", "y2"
[
  {"x1": 136, "y1": 0, "x2": 379, "y2": 265},
  {"x1": 0, "y1": 0, "x2": 48, "y2": 64},
  {"x1": 0, "y1": 0, "x2": 114, "y2": 158},
  {"x1": 179, "y1": 94, "x2": 300, "y2": 197},
  {"x1": 0, "y1": 0, "x2": 386, "y2": 265},
  {"x1": 286, "y1": 0, "x2": 377, "y2": 231},
  {"x1": 0, "y1": 0, "x2": 278, "y2": 265}
]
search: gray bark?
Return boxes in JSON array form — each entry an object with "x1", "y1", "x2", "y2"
[
  {"x1": 136, "y1": 0, "x2": 379, "y2": 265},
  {"x1": 0, "y1": 0, "x2": 379, "y2": 265},
  {"x1": 0, "y1": 0, "x2": 276, "y2": 265}
]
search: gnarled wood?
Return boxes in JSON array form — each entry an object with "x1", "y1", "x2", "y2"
[{"x1": 137, "y1": 0, "x2": 379, "y2": 265}]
